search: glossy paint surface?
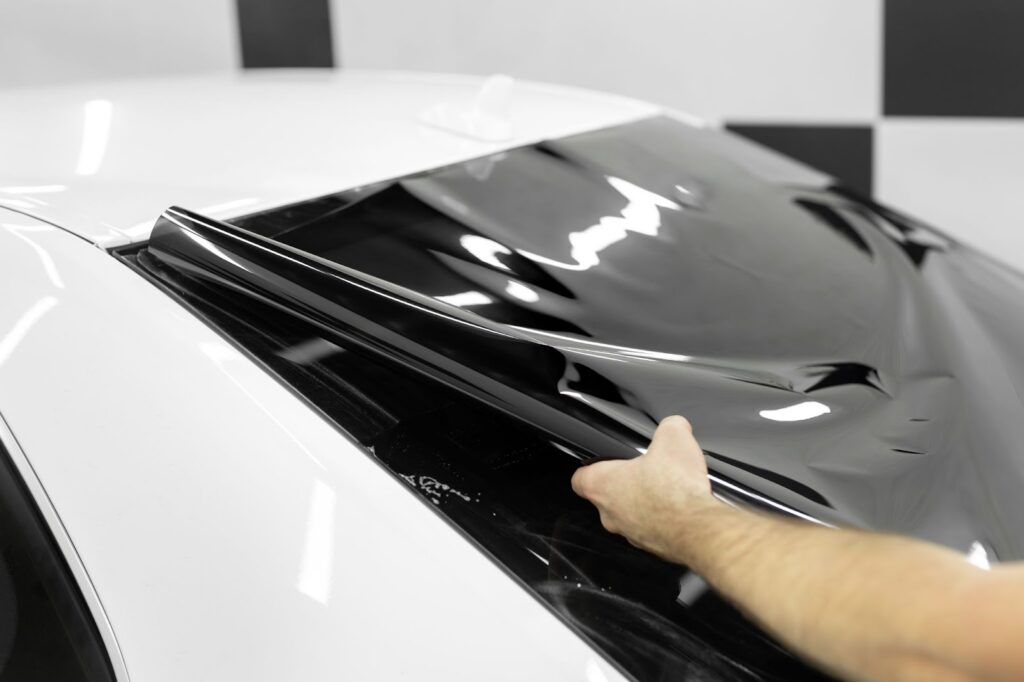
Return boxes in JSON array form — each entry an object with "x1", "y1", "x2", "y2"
[
  {"x1": 0, "y1": 211, "x2": 627, "y2": 682},
  {"x1": 0, "y1": 70, "x2": 658, "y2": 247}
]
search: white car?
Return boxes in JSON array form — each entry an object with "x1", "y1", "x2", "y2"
[{"x1": 2, "y1": 70, "x2": 1019, "y2": 682}]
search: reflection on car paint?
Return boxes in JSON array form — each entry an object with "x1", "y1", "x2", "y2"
[{"x1": 126, "y1": 115, "x2": 1024, "y2": 680}]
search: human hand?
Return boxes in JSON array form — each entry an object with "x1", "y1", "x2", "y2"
[{"x1": 570, "y1": 415, "x2": 720, "y2": 561}]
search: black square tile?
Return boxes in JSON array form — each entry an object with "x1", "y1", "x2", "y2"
[
  {"x1": 885, "y1": 0, "x2": 1024, "y2": 117},
  {"x1": 726, "y1": 124, "x2": 874, "y2": 196},
  {"x1": 237, "y1": 0, "x2": 335, "y2": 68}
]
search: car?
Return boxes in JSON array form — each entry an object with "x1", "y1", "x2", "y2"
[{"x1": 1, "y1": 69, "x2": 1021, "y2": 682}]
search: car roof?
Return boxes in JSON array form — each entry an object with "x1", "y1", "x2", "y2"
[{"x1": 0, "y1": 69, "x2": 661, "y2": 247}]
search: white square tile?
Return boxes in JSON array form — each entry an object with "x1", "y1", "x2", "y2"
[
  {"x1": 876, "y1": 119, "x2": 1024, "y2": 271},
  {"x1": 0, "y1": 0, "x2": 237, "y2": 86}
]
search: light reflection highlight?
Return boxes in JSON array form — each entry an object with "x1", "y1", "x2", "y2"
[
  {"x1": 0, "y1": 185, "x2": 66, "y2": 194},
  {"x1": 675, "y1": 572, "x2": 708, "y2": 606},
  {"x1": 439, "y1": 194, "x2": 470, "y2": 216},
  {"x1": 759, "y1": 401, "x2": 831, "y2": 422},
  {"x1": 460, "y1": 234, "x2": 512, "y2": 270},
  {"x1": 0, "y1": 198, "x2": 37, "y2": 210},
  {"x1": 436, "y1": 291, "x2": 493, "y2": 307},
  {"x1": 0, "y1": 297, "x2": 58, "y2": 367},
  {"x1": 966, "y1": 541, "x2": 991, "y2": 570},
  {"x1": 75, "y1": 99, "x2": 113, "y2": 176},
  {"x1": 585, "y1": 659, "x2": 610, "y2": 682},
  {"x1": 509, "y1": 327, "x2": 693, "y2": 363},
  {"x1": 4, "y1": 223, "x2": 64, "y2": 288},
  {"x1": 520, "y1": 175, "x2": 680, "y2": 271},
  {"x1": 277, "y1": 337, "x2": 345, "y2": 365},
  {"x1": 196, "y1": 197, "x2": 261, "y2": 215},
  {"x1": 297, "y1": 479, "x2": 336, "y2": 604},
  {"x1": 505, "y1": 280, "x2": 539, "y2": 303},
  {"x1": 181, "y1": 229, "x2": 251, "y2": 273}
]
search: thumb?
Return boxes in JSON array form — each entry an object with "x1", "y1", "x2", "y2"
[
  {"x1": 571, "y1": 459, "x2": 621, "y2": 501},
  {"x1": 647, "y1": 415, "x2": 695, "y2": 458}
]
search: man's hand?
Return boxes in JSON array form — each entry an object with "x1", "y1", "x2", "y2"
[
  {"x1": 569, "y1": 414, "x2": 1024, "y2": 682},
  {"x1": 570, "y1": 415, "x2": 719, "y2": 562}
]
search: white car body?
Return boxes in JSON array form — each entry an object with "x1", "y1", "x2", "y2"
[{"x1": 0, "y1": 71, "x2": 665, "y2": 681}]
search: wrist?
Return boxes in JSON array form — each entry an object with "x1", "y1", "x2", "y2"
[{"x1": 664, "y1": 494, "x2": 733, "y2": 567}]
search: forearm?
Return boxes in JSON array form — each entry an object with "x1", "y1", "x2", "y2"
[
  {"x1": 665, "y1": 502, "x2": 1006, "y2": 682},
  {"x1": 571, "y1": 417, "x2": 1024, "y2": 681}
]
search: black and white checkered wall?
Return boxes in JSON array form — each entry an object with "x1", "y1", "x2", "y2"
[
  {"x1": 725, "y1": 0, "x2": 1024, "y2": 267},
  {"x1": 238, "y1": 0, "x2": 1023, "y2": 267}
]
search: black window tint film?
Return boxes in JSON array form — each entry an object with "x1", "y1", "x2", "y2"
[{"x1": 0, "y1": 439, "x2": 115, "y2": 682}]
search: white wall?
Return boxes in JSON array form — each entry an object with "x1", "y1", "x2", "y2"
[
  {"x1": 0, "y1": 0, "x2": 237, "y2": 88},
  {"x1": 333, "y1": 0, "x2": 1024, "y2": 272},
  {"x1": 333, "y1": 0, "x2": 881, "y2": 123},
  {"x1": 876, "y1": 120, "x2": 1024, "y2": 263}
]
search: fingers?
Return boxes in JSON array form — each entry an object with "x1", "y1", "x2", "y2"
[
  {"x1": 597, "y1": 510, "x2": 619, "y2": 534},
  {"x1": 571, "y1": 459, "x2": 620, "y2": 500},
  {"x1": 570, "y1": 465, "x2": 591, "y2": 499},
  {"x1": 659, "y1": 414, "x2": 693, "y2": 434},
  {"x1": 573, "y1": 465, "x2": 622, "y2": 535},
  {"x1": 573, "y1": 415, "x2": 698, "y2": 502},
  {"x1": 570, "y1": 461, "x2": 601, "y2": 499},
  {"x1": 648, "y1": 415, "x2": 696, "y2": 457}
]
